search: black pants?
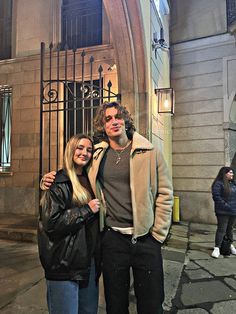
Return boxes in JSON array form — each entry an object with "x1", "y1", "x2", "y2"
[
  {"x1": 101, "y1": 228, "x2": 164, "y2": 314},
  {"x1": 215, "y1": 215, "x2": 236, "y2": 247}
]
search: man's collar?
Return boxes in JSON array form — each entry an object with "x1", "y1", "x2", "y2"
[{"x1": 94, "y1": 132, "x2": 153, "y2": 152}]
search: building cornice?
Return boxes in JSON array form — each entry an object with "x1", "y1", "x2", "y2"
[{"x1": 171, "y1": 33, "x2": 235, "y2": 54}]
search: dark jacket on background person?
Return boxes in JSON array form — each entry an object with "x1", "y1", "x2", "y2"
[
  {"x1": 212, "y1": 180, "x2": 236, "y2": 216},
  {"x1": 38, "y1": 169, "x2": 100, "y2": 282}
]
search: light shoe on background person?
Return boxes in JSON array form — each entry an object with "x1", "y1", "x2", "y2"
[
  {"x1": 211, "y1": 247, "x2": 220, "y2": 258},
  {"x1": 230, "y1": 244, "x2": 236, "y2": 255}
]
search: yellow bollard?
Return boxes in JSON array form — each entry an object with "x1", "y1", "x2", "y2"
[{"x1": 173, "y1": 196, "x2": 180, "y2": 223}]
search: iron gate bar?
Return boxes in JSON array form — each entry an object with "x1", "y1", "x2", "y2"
[
  {"x1": 48, "y1": 42, "x2": 53, "y2": 170},
  {"x1": 98, "y1": 65, "x2": 102, "y2": 105},
  {"x1": 73, "y1": 47, "x2": 76, "y2": 135},
  {"x1": 56, "y1": 43, "x2": 60, "y2": 169},
  {"x1": 90, "y1": 56, "x2": 94, "y2": 134},
  {"x1": 81, "y1": 50, "x2": 85, "y2": 134},
  {"x1": 64, "y1": 44, "x2": 68, "y2": 144},
  {"x1": 39, "y1": 42, "x2": 44, "y2": 179}
]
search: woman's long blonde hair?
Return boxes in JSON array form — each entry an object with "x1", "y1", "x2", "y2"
[{"x1": 64, "y1": 134, "x2": 94, "y2": 206}]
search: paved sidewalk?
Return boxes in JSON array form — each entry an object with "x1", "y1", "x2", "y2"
[
  {"x1": 0, "y1": 214, "x2": 235, "y2": 313},
  {"x1": 169, "y1": 223, "x2": 236, "y2": 314}
]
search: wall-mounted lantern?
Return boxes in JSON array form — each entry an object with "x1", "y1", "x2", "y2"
[{"x1": 155, "y1": 87, "x2": 175, "y2": 114}]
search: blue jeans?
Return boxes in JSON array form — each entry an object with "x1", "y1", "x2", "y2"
[{"x1": 46, "y1": 262, "x2": 98, "y2": 314}]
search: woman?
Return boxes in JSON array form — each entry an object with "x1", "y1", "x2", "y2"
[
  {"x1": 38, "y1": 134, "x2": 100, "y2": 314},
  {"x1": 211, "y1": 166, "x2": 236, "y2": 258}
]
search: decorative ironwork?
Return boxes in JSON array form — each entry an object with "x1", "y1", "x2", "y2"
[
  {"x1": 41, "y1": 80, "x2": 118, "y2": 105},
  {"x1": 43, "y1": 82, "x2": 59, "y2": 102},
  {"x1": 81, "y1": 84, "x2": 99, "y2": 99},
  {"x1": 40, "y1": 42, "x2": 120, "y2": 176}
]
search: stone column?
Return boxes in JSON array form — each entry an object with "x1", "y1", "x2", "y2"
[{"x1": 103, "y1": 0, "x2": 149, "y2": 136}]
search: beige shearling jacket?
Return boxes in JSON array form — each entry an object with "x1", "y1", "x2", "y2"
[{"x1": 88, "y1": 132, "x2": 173, "y2": 243}]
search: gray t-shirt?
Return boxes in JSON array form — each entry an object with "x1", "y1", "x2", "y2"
[{"x1": 98, "y1": 145, "x2": 133, "y2": 228}]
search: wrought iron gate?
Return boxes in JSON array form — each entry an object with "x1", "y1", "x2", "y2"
[{"x1": 40, "y1": 42, "x2": 120, "y2": 176}]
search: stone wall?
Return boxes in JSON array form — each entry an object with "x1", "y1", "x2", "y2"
[
  {"x1": 149, "y1": 0, "x2": 172, "y2": 170},
  {"x1": 170, "y1": 0, "x2": 227, "y2": 43},
  {"x1": 0, "y1": 55, "x2": 41, "y2": 215},
  {"x1": 0, "y1": 45, "x2": 116, "y2": 216},
  {"x1": 171, "y1": 33, "x2": 236, "y2": 223},
  {"x1": 14, "y1": 0, "x2": 54, "y2": 57}
]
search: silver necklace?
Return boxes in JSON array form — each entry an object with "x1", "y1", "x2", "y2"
[{"x1": 112, "y1": 141, "x2": 131, "y2": 165}]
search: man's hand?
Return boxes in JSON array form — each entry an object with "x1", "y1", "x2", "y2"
[{"x1": 40, "y1": 171, "x2": 56, "y2": 190}]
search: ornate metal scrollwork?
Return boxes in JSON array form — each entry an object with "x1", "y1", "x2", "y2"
[
  {"x1": 43, "y1": 82, "x2": 58, "y2": 103},
  {"x1": 80, "y1": 84, "x2": 100, "y2": 99}
]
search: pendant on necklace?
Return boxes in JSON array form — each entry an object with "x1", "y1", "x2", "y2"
[{"x1": 116, "y1": 156, "x2": 121, "y2": 165}]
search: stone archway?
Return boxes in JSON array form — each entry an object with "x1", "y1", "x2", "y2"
[{"x1": 103, "y1": 0, "x2": 149, "y2": 136}]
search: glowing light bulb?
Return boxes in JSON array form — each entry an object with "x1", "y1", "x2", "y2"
[{"x1": 164, "y1": 99, "x2": 169, "y2": 109}]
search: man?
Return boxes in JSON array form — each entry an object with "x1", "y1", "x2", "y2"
[{"x1": 41, "y1": 101, "x2": 173, "y2": 314}]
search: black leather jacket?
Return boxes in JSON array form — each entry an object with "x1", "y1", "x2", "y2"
[{"x1": 38, "y1": 169, "x2": 100, "y2": 282}]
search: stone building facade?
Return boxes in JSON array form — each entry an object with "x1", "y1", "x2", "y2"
[
  {"x1": 0, "y1": 0, "x2": 172, "y2": 216},
  {"x1": 170, "y1": 0, "x2": 236, "y2": 223}
]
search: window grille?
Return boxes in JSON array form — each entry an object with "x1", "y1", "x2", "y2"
[
  {"x1": 0, "y1": 86, "x2": 12, "y2": 172},
  {"x1": 61, "y1": 0, "x2": 102, "y2": 50}
]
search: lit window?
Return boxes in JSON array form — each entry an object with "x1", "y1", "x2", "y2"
[{"x1": 0, "y1": 86, "x2": 12, "y2": 172}]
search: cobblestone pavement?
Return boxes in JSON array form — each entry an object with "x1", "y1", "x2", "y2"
[
  {"x1": 0, "y1": 218, "x2": 235, "y2": 313},
  {"x1": 168, "y1": 223, "x2": 236, "y2": 314}
]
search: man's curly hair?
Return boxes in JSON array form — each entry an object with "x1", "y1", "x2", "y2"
[{"x1": 93, "y1": 101, "x2": 136, "y2": 143}]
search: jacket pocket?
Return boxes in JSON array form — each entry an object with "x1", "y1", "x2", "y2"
[{"x1": 38, "y1": 220, "x2": 89, "y2": 271}]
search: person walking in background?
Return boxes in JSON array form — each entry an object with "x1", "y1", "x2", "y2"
[
  {"x1": 211, "y1": 166, "x2": 236, "y2": 258},
  {"x1": 41, "y1": 101, "x2": 173, "y2": 314},
  {"x1": 38, "y1": 134, "x2": 100, "y2": 314}
]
